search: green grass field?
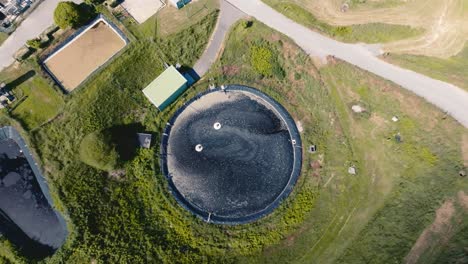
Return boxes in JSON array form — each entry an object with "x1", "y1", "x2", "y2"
[
  {"x1": 0, "y1": 7, "x2": 466, "y2": 264},
  {"x1": 386, "y1": 45, "x2": 468, "y2": 91},
  {"x1": 10, "y1": 76, "x2": 64, "y2": 130},
  {"x1": 0, "y1": 32, "x2": 8, "y2": 45},
  {"x1": 0, "y1": 64, "x2": 64, "y2": 131},
  {"x1": 262, "y1": 0, "x2": 423, "y2": 44}
]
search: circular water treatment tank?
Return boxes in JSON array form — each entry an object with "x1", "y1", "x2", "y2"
[{"x1": 161, "y1": 85, "x2": 302, "y2": 224}]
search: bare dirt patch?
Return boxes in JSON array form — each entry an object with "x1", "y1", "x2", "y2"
[
  {"x1": 44, "y1": 21, "x2": 126, "y2": 91},
  {"x1": 222, "y1": 65, "x2": 241, "y2": 76},
  {"x1": 404, "y1": 199, "x2": 456, "y2": 264},
  {"x1": 292, "y1": 0, "x2": 468, "y2": 57}
]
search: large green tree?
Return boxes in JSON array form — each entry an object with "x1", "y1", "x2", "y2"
[{"x1": 53, "y1": 1, "x2": 92, "y2": 29}]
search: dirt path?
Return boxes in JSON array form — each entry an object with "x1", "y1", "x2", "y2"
[
  {"x1": 288, "y1": 0, "x2": 468, "y2": 58},
  {"x1": 404, "y1": 200, "x2": 456, "y2": 264}
]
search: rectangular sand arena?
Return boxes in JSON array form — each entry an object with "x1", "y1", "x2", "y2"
[{"x1": 44, "y1": 19, "x2": 127, "y2": 91}]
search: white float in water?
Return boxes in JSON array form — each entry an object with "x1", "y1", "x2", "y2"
[
  {"x1": 213, "y1": 122, "x2": 222, "y2": 130},
  {"x1": 195, "y1": 144, "x2": 203, "y2": 152}
]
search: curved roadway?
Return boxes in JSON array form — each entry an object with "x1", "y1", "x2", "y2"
[{"x1": 226, "y1": 0, "x2": 468, "y2": 128}]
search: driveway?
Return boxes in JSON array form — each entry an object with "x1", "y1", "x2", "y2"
[
  {"x1": 193, "y1": 0, "x2": 245, "y2": 77},
  {"x1": 0, "y1": 0, "x2": 82, "y2": 70},
  {"x1": 226, "y1": 0, "x2": 468, "y2": 128}
]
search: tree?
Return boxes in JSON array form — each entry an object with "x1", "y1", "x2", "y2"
[
  {"x1": 54, "y1": 2, "x2": 91, "y2": 29},
  {"x1": 84, "y1": 0, "x2": 104, "y2": 5},
  {"x1": 250, "y1": 44, "x2": 273, "y2": 77},
  {"x1": 26, "y1": 38, "x2": 41, "y2": 49}
]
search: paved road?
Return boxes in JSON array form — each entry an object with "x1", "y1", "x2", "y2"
[
  {"x1": 0, "y1": 0, "x2": 82, "y2": 70},
  {"x1": 227, "y1": 0, "x2": 468, "y2": 128},
  {"x1": 193, "y1": 0, "x2": 245, "y2": 77}
]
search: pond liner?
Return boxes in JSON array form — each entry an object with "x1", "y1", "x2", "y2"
[
  {"x1": 160, "y1": 85, "x2": 302, "y2": 225},
  {"x1": 0, "y1": 126, "x2": 67, "y2": 259}
]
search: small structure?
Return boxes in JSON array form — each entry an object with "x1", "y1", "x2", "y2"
[
  {"x1": 142, "y1": 65, "x2": 188, "y2": 111},
  {"x1": 137, "y1": 133, "x2": 152, "y2": 149},
  {"x1": 308, "y1": 145, "x2": 317, "y2": 153},
  {"x1": 348, "y1": 166, "x2": 356, "y2": 175},
  {"x1": 0, "y1": 82, "x2": 15, "y2": 108},
  {"x1": 168, "y1": 0, "x2": 191, "y2": 9},
  {"x1": 395, "y1": 133, "x2": 402, "y2": 143},
  {"x1": 392, "y1": 116, "x2": 399, "y2": 122}
]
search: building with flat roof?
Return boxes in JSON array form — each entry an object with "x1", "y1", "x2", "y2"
[
  {"x1": 168, "y1": 0, "x2": 191, "y2": 9},
  {"x1": 142, "y1": 65, "x2": 188, "y2": 111},
  {"x1": 137, "y1": 133, "x2": 152, "y2": 149}
]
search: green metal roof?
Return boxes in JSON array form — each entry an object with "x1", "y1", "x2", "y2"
[{"x1": 142, "y1": 66, "x2": 188, "y2": 109}]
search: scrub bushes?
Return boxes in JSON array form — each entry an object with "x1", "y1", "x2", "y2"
[
  {"x1": 250, "y1": 41, "x2": 285, "y2": 79},
  {"x1": 53, "y1": 2, "x2": 96, "y2": 29},
  {"x1": 79, "y1": 130, "x2": 119, "y2": 171}
]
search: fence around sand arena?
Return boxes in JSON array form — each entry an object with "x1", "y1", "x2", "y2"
[{"x1": 42, "y1": 14, "x2": 129, "y2": 92}]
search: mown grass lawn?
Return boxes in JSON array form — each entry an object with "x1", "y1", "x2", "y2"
[
  {"x1": 386, "y1": 45, "x2": 468, "y2": 91},
  {"x1": 10, "y1": 76, "x2": 64, "y2": 130},
  {"x1": 262, "y1": 0, "x2": 424, "y2": 44}
]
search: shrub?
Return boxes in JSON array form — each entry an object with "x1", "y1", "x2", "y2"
[
  {"x1": 79, "y1": 130, "x2": 120, "y2": 171},
  {"x1": 53, "y1": 2, "x2": 95, "y2": 29},
  {"x1": 250, "y1": 44, "x2": 273, "y2": 76},
  {"x1": 26, "y1": 38, "x2": 42, "y2": 49},
  {"x1": 84, "y1": 0, "x2": 104, "y2": 5},
  {"x1": 242, "y1": 20, "x2": 253, "y2": 29},
  {"x1": 294, "y1": 72, "x2": 301, "y2": 80},
  {"x1": 250, "y1": 42, "x2": 285, "y2": 79},
  {"x1": 332, "y1": 26, "x2": 352, "y2": 37}
]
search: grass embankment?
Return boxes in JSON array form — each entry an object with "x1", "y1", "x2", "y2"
[
  {"x1": 1, "y1": 7, "x2": 466, "y2": 264},
  {"x1": 35, "y1": 18, "x2": 466, "y2": 263},
  {"x1": 247, "y1": 50, "x2": 467, "y2": 263},
  {"x1": 0, "y1": 32, "x2": 8, "y2": 45},
  {"x1": 262, "y1": 0, "x2": 423, "y2": 44},
  {"x1": 0, "y1": 8, "x2": 218, "y2": 263},
  {"x1": 27, "y1": 15, "x2": 325, "y2": 263},
  {"x1": 386, "y1": 45, "x2": 468, "y2": 91}
]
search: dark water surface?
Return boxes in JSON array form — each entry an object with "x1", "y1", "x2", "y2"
[
  {"x1": 0, "y1": 127, "x2": 67, "y2": 259},
  {"x1": 161, "y1": 85, "x2": 302, "y2": 224}
]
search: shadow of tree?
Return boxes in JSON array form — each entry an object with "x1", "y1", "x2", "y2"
[
  {"x1": 107, "y1": 123, "x2": 145, "y2": 162},
  {"x1": 5, "y1": 70, "x2": 36, "y2": 91}
]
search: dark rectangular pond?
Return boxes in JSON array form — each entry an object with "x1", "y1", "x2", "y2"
[{"x1": 0, "y1": 127, "x2": 67, "y2": 259}]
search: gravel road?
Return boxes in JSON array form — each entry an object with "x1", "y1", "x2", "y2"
[
  {"x1": 193, "y1": 0, "x2": 245, "y2": 76},
  {"x1": 227, "y1": 0, "x2": 468, "y2": 128}
]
